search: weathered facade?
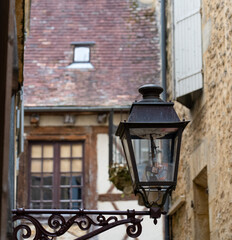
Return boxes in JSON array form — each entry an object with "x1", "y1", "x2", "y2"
[
  {"x1": 165, "y1": 0, "x2": 232, "y2": 239},
  {"x1": 18, "y1": 0, "x2": 164, "y2": 239}
]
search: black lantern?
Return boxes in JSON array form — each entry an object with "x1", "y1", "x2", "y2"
[{"x1": 116, "y1": 84, "x2": 189, "y2": 209}]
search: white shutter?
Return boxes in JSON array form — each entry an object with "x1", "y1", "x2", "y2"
[{"x1": 174, "y1": 0, "x2": 203, "y2": 98}]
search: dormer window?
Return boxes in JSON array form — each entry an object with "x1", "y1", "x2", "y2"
[{"x1": 67, "y1": 42, "x2": 95, "y2": 69}]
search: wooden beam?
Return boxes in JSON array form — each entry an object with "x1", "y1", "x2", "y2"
[{"x1": 98, "y1": 193, "x2": 137, "y2": 202}]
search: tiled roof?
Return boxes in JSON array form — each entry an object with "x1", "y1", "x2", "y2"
[{"x1": 24, "y1": 0, "x2": 161, "y2": 107}]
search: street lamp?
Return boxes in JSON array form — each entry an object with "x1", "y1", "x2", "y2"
[
  {"x1": 12, "y1": 84, "x2": 189, "y2": 240},
  {"x1": 116, "y1": 84, "x2": 189, "y2": 209}
]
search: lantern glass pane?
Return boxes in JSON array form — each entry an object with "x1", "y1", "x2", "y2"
[
  {"x1": 130, "y1": 128, "x2": 178, "y2": 184},
  {"x1": 122, "y1": 137, "x2": 135, "y2": 183}
]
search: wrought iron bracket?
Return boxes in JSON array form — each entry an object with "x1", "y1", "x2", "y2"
[
  {"x1": 134, "y1": 186, "x2": 174, "y2": 209},
  {"x1": 12, "y1": 207, "x2": 164, "y2": 239}
]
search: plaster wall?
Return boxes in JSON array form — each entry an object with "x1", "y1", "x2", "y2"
[
  {"x1": 97, "y1": 133, "x2": 111, "y2": 194},
  {"x1": 98, "y1": 201, "x2": 164, "y2": 240},
  {"x1": 166, "y1": 0, "x2": 232, "y2": 239}
]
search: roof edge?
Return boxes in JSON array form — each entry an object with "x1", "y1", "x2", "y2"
[{"x1": 24, "y1": 105, "x2": 131, "y2": 113}]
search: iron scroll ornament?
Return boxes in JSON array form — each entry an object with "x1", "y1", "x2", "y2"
[{"x1": 12, "y1": 208, "x2": 163, "y2": 239}]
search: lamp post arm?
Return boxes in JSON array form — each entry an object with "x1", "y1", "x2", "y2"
[{"x1": 12, "y1": 208, "x2": 163, "y2": 240}]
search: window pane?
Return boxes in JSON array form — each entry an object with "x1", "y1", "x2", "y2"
[
  {"x1": 43, "y1": 202, "x2": 52, "y2": 209},
  {"x1": 32, "y1": 202, "x2": 40, "y2": 208},
  {"x1": 71, "y1": 176, "x2": 82, "y2": 186},
  {"x1": 31, "y1": 145, "x2": 42, "y2": 158},
  {"x1": 43, "y1": 188, "x2": 52, "y2": 200},
  {"x1": 43, "y1": 174, "x2": 52, "y2": 185},
  {"x1": 72, "y1": 187, "x2": 82, "y2": 200},
  {"x1": 60, "y1": 159, "x2": 71, "y2": 172},
  {"x1": 43, "y1": 159, "x2": 53, "y2": 172},
  {"x1": 43, "y1": 145, "x2": 53, "y2": 158},
  {"x1": 32, "y1": 175, "x2": 41, "y2": 186},
  {"x1": 72, "y1": 144, "x2": 82, "y2": 157},
  {"x1": 60, "y1": 145, "x2": 71, "y2": 158},
  {"x1": 74, "y1": 47, "x2": 89, "y2": 62},
  {"x1": 61, "y1": 188, "x2": 70, "y2": 200},
  {"x1": 31, "y1": 160, "x2": 42, "y2": 173},
  {"x1": 72, "y1": 159, "x2": 82, "y2": 172},
  {"x1": 60, "y1": 202, "x2": 70, "y2": 209},
  {"x1": 61, "y1": 175, "x2": 70, "y2": 185},
  {"x1": 31, "y1": 188, "x2": 40, "y2": 200},
  {"x1": 72, "y1": 202, "x2": 82, "y2": 209}
]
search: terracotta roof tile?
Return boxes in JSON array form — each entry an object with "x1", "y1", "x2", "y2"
[{"x1": 24, "y1": 0, "x2": 161, "y2": 107}]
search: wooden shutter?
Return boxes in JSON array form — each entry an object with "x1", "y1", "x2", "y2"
[{"x1": 174, "y1": 0, "x2": 203, "y2": 99}]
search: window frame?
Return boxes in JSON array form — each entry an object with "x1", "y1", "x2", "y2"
[{"x1": 28, "y1": 141, "x2": 85, "y2": 209}]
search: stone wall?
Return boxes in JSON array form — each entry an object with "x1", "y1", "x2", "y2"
[{"x1": 166, "y1": 0, "x2": 232, "y2": 239}]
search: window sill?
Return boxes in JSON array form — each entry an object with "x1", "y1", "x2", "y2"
[{"x1": 66, "y1": 63, "x2": 94, "y2": 69}]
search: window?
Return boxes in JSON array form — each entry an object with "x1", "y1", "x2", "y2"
[
  {"x1": 173, "y1": 0, "x2": 203, "y2": 108},
  {"x1": 67, "y1": 42, "x2": 95, "y2": 69},
  {"x1": 29, "y1": 141, "x2": 84, "y2": 209},
  {"x1": 74, "y1": 47, "x2": 90, "y2": 63}
]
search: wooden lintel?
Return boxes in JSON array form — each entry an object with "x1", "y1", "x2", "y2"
[
  {"x1": 98, "y1": 193, "x2": 137, "y2": 202},
  {"x1": 26, "y1": 135, "x2": 87, "y2": 141}
]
